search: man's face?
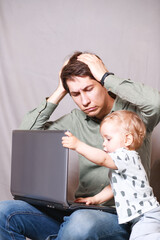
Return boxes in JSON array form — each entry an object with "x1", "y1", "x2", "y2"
[{"x1": 66, "y1": 76, "x2": 113, "y2": 119}]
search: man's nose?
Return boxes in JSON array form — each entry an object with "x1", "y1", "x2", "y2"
[{"x1": 81, "y1": 93, "x2": 90, "y2": 106}]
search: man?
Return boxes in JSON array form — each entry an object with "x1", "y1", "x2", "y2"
[{"x1": 0, "y1": 52, "x2": 159, "y2": 240}]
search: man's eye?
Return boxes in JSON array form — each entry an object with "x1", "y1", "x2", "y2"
[
  {"x1": 86, "y1": 87, "x2": 93, "y2": 92},
  {"x1": 71, "y1": 93, "x2": 79, "y2": 97}
]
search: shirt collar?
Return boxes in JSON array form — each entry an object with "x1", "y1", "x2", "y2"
[{"x1": 85, "y1": 115, "x2": 102, "y2": 124}]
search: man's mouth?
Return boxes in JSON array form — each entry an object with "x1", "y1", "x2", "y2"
[{"x1": 84, "y1": 107, "x2": 97, "y2": 113}]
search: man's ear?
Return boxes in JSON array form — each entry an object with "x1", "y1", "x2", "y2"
[{"x1": 125, "y1": 133, "x2": 133, "y2": 148}]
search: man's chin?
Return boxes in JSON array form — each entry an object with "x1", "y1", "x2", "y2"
[
  {"x1": 86, "y1": 112, "x2": 98, "y2": 118},
  {"x1": 87, "y1": 111, "x2": 103, "y2": 120},
  {"x1": 84, "y1": 108, "x2": 104, "y2": 119}
]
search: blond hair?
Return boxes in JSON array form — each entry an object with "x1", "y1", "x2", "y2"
[{"x1": 100, "y1": 110, "x2": 146, "y2": 150}]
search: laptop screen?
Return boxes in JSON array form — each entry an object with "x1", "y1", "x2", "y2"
[
  {"x1": 11, "y1": 130, "x2": 71, "y2": 207},
  {"x1": 10, "y1": 130, "x2": 116, "y2": 214}
]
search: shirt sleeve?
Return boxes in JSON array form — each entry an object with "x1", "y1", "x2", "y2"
[
  {"x1": 109, "y1": 150, "x2": 130, "y2": 174},
  {"x1": 19, "y1": 99, "x2": 58, "y2": 130},
  {"x1": 19, "y1": 98, "x2": 82, "y2": 134},
  {"x1": 104, "y1": 75, "x2": 160, "y2": 132}
]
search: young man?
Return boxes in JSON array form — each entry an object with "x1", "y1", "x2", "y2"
[{"x1": 0, "y1": 52, "x2": 159, "y2": 240}]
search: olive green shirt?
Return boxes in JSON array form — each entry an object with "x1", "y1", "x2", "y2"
[{"x1": 20, "y1": 75, "x2": 160, "y2": 205}]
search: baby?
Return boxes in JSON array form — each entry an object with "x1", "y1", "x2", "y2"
[{"x1": 62, "y1": 110, "x2": 160, "y2": 240}]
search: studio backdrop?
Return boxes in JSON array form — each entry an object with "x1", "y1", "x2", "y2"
[{"x1": 0, "y1": 0, "x2": 160, "y2": 201}]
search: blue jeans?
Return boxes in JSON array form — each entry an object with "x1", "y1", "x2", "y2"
[{"x1": 0, "y1": 200, "x2": 131, "y2": 240}]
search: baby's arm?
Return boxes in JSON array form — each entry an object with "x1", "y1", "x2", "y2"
[
  {"x1": 62, "y1": 131, "x2": 117, "y2": 170},
  {"x1": 75, "y1": 184, "x2": 113, "y2": 205}
]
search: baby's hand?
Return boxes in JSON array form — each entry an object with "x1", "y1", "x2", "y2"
[
  {"x1": 75, "y1": 197, "x2": 97, "y2": 205},
  {"x1": 62, "y1": 131, "x2": 79, "y2": 150}
]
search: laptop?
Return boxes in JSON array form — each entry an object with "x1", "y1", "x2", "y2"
[{"x1": 10, "y1": 130, "x2": 116, "y2": 214}]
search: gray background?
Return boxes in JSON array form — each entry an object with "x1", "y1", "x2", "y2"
[{"x1": 0, "y1": 0, "x2": 160, "y2": 202}]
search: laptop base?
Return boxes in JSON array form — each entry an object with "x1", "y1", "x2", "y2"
[{"x1": 14, "y1": 195, "x2": 117, "y2": 214}]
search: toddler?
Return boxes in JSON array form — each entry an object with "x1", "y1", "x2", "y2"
[{"x1": 62, "y1": 110, "x2": 160, "y2": 240}]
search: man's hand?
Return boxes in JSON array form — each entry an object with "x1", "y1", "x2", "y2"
[
  {"x1": 47, "y1": 60, "x2": 68, "y2": 104},
  {"x1": 58, "y1": 59, "x2": 69, "y2": 93},
  {"x1": 78, "y1": 53, "x2": 108, "y2": 82},
  {"x1": 62, "y1": 131, "x2": 80, "y2": 150}
]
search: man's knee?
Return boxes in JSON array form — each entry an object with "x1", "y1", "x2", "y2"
[
  {"x1": 0, "y1": 201, "x2": 16, "y2": 223},
  {"x1": 0, "y1": 200, "x2": 32, "y2": 228},
  {"x1": 58, "y1": 209, "x2": 130, "y2": 240},
  {"x1": 58, "y1": 210, "x2": 105, "y2": 240}
]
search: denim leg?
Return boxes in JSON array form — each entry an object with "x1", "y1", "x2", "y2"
[
  {"x1": 0, "y1": 200, "x2": 61, "y2": 240},
  {"x1": 52, "y1": 209, "x2": 131, "y2": 240},
  {"x1": 130, "y1": 207, "x2": 160, "y2": 240},
  {"x1": 0, "y1": 201, "x2": 131, "y2": 240}
]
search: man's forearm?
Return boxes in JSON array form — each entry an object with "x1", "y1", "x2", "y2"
[
  {"x1": 19, "y1": 99, "x2": 57, "y2": 130},
  {"x1": 104, "y1": 75, "x2": 160, "y2": 131},
  {"x1": 47, "y1": 86, "x2": 67, "y2": 104},
  {"x1": 19, "y1": 85, "x2": 67, "y2": 130}
]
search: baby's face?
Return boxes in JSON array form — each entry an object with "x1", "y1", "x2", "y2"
[{"x1": 100, "y1": 121, "x2": 125, "y2": 153}]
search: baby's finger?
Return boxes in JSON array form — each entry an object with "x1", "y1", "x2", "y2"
[{"x1": 64, "y1": 131, "x2": 72, "y2": 137}]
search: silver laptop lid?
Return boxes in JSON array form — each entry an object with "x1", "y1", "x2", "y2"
[
  {"x1": 11, "y1": 130, "x2": 116, "y2": 214},
  {"x1": 11, "y1": 130, "x2": 71, "y2": 208}
]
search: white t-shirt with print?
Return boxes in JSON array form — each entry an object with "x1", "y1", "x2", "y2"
[{"x1": 109, "y1": 148, "x2": 159, "y2": 224}]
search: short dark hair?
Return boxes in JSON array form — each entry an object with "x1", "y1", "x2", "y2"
[{"x1": 60, "y1": 51, "x2": 96, "y2": 93}]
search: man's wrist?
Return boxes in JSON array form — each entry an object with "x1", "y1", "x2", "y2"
[
  {"x1": 101, "y1": 72, "x2": 114, "y2": 86},
  {"x1": 47, "y1": 87, "x2": 67, "y2": 104}
]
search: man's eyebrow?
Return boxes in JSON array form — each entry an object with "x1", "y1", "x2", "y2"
[
  {"x1": 70, "y1": 90, "x2": 79, "y2": 95},
  {"x1": 70, "y1": 84, "x2": 94, "y2": 94}
]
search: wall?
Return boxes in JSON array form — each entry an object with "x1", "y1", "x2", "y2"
[{"x1": 0, "y1": 0, "x2": 160, "y2": 201}]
